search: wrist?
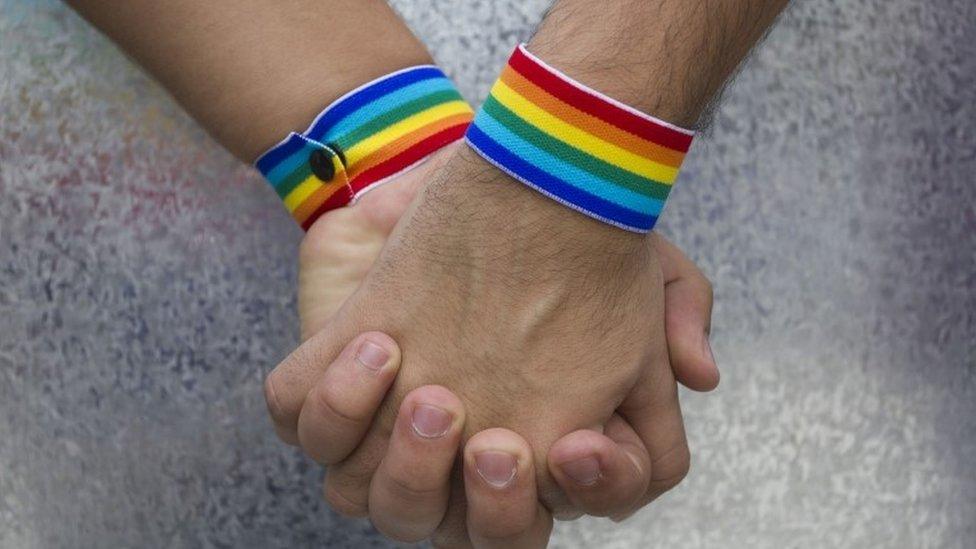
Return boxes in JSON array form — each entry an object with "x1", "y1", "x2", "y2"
[
  {"x1": 417, "y1": 147, "x2": 649, "y2": 263},
  {"x1": 524, "y1": 49, "x2": 705, "y2": 129},
  {"x1": 528, "y1": 0, "x2": 789, "y2": 129},
  {"x1": 239, "y1": 49, "x2": 435, "y2": 162},
  {"x1": 460, "y1": 44, "x2": 693, "y2": 235},
  {"x1": 528, "y1": 1, "x2": 708, "y2": 127},
  {"x1": 255, "y1": 65, "x2": 473, "y2": 230}
]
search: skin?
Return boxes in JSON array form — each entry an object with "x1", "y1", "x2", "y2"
[
  {"x1": 269, "y1": 1, "x2": 789, "y2": 545},
  {"x1": 269, "y1": 143, "x2": 685, "y2": 545},
  {"x1": 65, "y1": 0, "x2": 435, "y2": 162},
  {"x1": 66, "y1": 0, "x2": 787, "y2": 545},
  {"x1": 293, "y1": 145, "x2": 720, "y2": 546},
  {"x1": 298, "y1": 145, "x2": 719, "y2": 392},
  {"x1": 69, "y1": 0, "x2": 718, "y2": 543}
]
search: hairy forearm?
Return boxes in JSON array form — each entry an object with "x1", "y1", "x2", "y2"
[
  {"x1": 66, "y1": 0, "x2": 432, "y2": 161},
  {"x1": 529, "y1": 0, "x2": 790, "y2": 127},
  {"x1": 419, "y1": 0, "x2": 790, "y2": 255}
]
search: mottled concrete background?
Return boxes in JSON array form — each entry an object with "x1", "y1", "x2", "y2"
[{"x1": 1, "y1": 0, "x2": 974, "y2": 547}]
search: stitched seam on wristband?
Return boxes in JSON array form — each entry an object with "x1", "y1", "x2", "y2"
[
  {"x1": 255, "y1": 66, "x2": 474, "y2": 229},
  {"x1": 464, "y1": 44, "x2": 696, "y2": 233}
]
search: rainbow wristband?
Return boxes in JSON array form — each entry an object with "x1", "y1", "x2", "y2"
[
  {"x1": 255, "y1": 66, "x2": 474, "y2": 230},
  {"x1": 465, "y1": 45, "x2": 695, "y2": 233}
]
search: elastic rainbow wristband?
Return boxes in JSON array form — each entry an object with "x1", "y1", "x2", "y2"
[
  {"x1": 255, "y1": 66, "x2": 474, "y2": 230},
  {"x1": 465, "y1": 45, "x2": 695, "y2": 233}
]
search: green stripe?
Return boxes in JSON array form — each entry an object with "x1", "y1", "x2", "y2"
[
  {"x1": 482, "y1": 95, "x2": 672, "y2": 200},
  {"x1": 273, "y1": 161, "x2": 314, "y2": 199},
  {"x1": 333, "y1": 89, "x2": 464, "y2": 150}
]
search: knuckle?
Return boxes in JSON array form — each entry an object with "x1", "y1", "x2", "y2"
[
  {"x1": 382, "y1": 469, "x2": 445, "y2": 503},
  {"x1": 469, "y1": 507, "x2": 536, "y2": 540},
  {"x1": 264, "y1": 374, "x2": 296, "y2": 431},
  {"x1": 480, "y1": 519, "x2": 536, "y2": 541},
  {"x1": 371, "y1": 517, "x2": 432, "y2": 545},
  {"x1": 374, "y1": 529, "x2": 426, "y2": 545},
  {"x1": 430, "y1": 507, "x2": 469, "y2": 549},
  {"x1": 431, "y1": 532, "x2": 468, "y2": 549},
  {"x1": 697, "y1": 274, "x2": 714, "y2": 305},
  {"x1": 314, "y1": 381, "x2": 369, "y2": 427},
  {"x1": 559, "y1": 485, "x2": 625, "y2": 520},
  {"x1": 323, "y1": 478, "x2": 369, "y2": 518},
  {"x1": 549, "y1": 508, "x2": 585, "y2": 522},
  {"x1": 660, "y1": 462, "x2": 690, "y2": 491},
  {"x1": 329, "y1": 458, "x2": 378, "y2": 493},
  {"x1": 652, "y1": 442, "x2": 691, "y2": 492}
]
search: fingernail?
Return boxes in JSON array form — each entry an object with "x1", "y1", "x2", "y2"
[
  {"x1": 411, "y1": 404, "x2": 453, "y2": 438},
  {"x1": 560, "y1": 457, "x2": 601, "y2": 486},
  {"x1": 474, "y1": 451, "x2": 518, "y2": 489},
  {"x1": 355, "y1": 340, "x2": 389, "y2": 371}
]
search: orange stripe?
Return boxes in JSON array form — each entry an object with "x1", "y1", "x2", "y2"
[
  {"x1": 499, "y1": 65, "x2": 685, "y2": 168},
  {"x1": 292, "y1": 182, "x2": 349, "y2": 226},
  {"x1": 349, "y1": 112, "x2": 473, "y2": 180}
]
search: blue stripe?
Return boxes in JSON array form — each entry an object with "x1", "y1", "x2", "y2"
[
  {"x1": 306, "y1": 67, "x2": 447, "y2": 142},
  {"x1": 256, "y1": 66, "x2": 449, "y2": 174},
  {"x1": 264, "y1": 137, "x2": 320, "y2": 186},
  {"x1": 465, "y1": 125, "x2": 655, "y2": 232},
  {"x1": 325, "y1": 78, "x2": 456, "y2": 142},
  {"x1": 473, "y1": 111, "x2": 664, "y2": 216},
  {"x1": 256, "y1": 133, "x2": 308, "y2": 175}
]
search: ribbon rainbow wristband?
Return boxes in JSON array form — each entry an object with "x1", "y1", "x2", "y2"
[
  {"x1": 255, "y1": 66, "x2": 474, "y2": 230},
  {"x1": 465, "y1": 45, "x2": 695, "y2": 233}
]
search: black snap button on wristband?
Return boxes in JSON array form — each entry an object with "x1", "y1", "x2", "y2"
[
  {"x1": 308, "y1": 149, "x2": 335, "y2": 181},
  {"x1": 328, "y1": 143, "x2": 347, "y2": 168}
]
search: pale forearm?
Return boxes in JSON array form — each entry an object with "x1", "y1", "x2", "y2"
[
  {"x1": 66, "y1": 0, "x2": 432, "y2": 161},
  {"x1": 528, "y1": 0, "x2": 790, "y2": 126}
]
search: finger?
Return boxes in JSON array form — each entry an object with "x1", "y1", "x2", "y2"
[
  {"x1": 296, "y1": 332, "x2": 401, "y2": 465},
  {"x1": 463, "y1": 429, "x2": 554, "y2": 549},
  {"x1": 297, "y1": 215, "x2": 386, "y2": 343},
  {"x1": 322, "y1": 384, "x2": 401, "y2": 518},
  {"x1": 429, "y1": 463, "x2": 472, "y2": 549},
  {"x1": 369, "y1": 386, "x2": 465, "y2": 543},
  {"x1": 652, "y1": 234, "x2": 719, "y2": 392},
  {"x1": 322, "y1": 428, "x2": 389, "y2": 518},
  {"x1": 265, "y1": 323, "x2": 357, "y2": 445},
  {"x1": 547, "y1": 414, "x2": 651, "y2": 518},
  {"x1": 615, "y1": 360, "x2": 691, "y2": 521}
]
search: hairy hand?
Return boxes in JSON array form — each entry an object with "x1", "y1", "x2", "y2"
[{"x1": 273, "y1": 145, "x2": 685, "y2": 503}]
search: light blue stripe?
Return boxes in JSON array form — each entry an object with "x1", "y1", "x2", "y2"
[
  {"x1": 466, "y1": 127, "x2": 654, "y2": 232},
  {"x1": 265, "y1": 136, "x2": 318, "y2": 185},
  {"x1": 324, "y1": 78, "x2": 456, "y2": 142},
  {"x1": 474, "y1": 111, "x2": 665, "y2": 216},
  {"x1": 266, "y1": 154, "x2": 307, "y2": 186}
]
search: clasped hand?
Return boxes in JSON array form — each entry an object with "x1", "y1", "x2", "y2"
[{"x1": 265, "y1": 144, "x2": 717, "y2": 547}]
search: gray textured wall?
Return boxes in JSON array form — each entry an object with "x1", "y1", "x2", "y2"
[{"x1": 1, "y1": 1, "x2": 974, "y2": 547}]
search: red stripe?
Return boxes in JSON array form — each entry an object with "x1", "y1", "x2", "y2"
[
  {"x1": 300, "y1": 186, "x2": 354, "y2": 231},
  {"x1": 508, "y1": 47, "x2": 693, "y2": 153},
  {"x1": 299, "y1": 124, "x2": 468, "y2": 231},
  {"x1": 349, "y1": 123, "x2": 469, "y2": 194}
]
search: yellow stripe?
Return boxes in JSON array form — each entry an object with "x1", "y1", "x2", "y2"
[
  {"x1": 491, "y1": 80, "x2": 678, "y2": 184},
  {"x1": 344, "y1": 100, "x2": 473, "y2": 166},
  {"x1": 348, "y1": 112, "x2": 474, "y2": 180},
  {"x1": 283, "y1": 155, "x2": 347, "y2": 211},
  {"x1": 499, "y1": 66, "x2": 685, "y2": 167},
  {"x1": 283, "y1": 175, "x2": 324, "y2": 212},
  {"x1": 292, "y1": 184, "x2": 346, "y2": 225}
]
